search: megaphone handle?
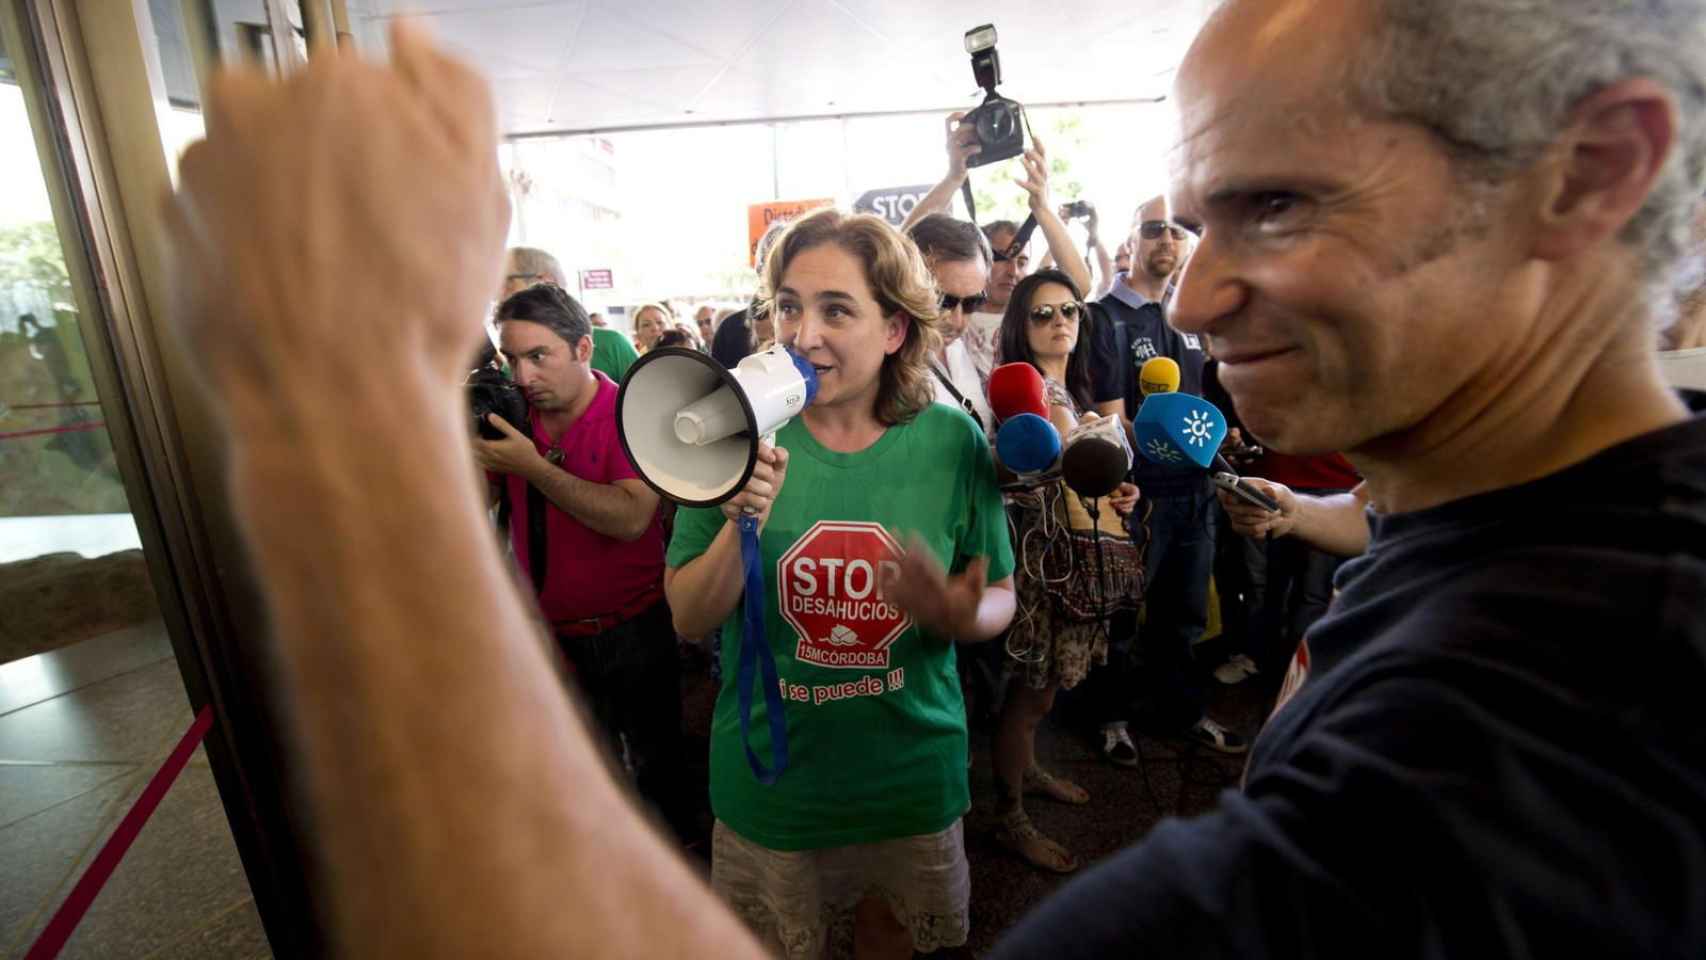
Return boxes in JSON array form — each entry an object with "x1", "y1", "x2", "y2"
[{"x1": 736, "y1": 513, "x2": 790, "y2": 784}]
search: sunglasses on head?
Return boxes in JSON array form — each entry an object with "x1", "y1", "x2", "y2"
[
  {"x1": 940, "y1": 292, "x2": 989, "y2": 314},
  {"x1": 1139, "y1": 220, "x2": 1200, "y2": 241},
  {"x1": 1029, "y1": 302, "x2": 1085, "y2": 324}
]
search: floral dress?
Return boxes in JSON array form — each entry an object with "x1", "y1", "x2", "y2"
[{"x1": 1003, "y1": 377, "x2": 1109, "y2": 691}]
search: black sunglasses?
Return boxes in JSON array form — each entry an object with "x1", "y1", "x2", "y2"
[
  {"x1": 940, "y1": 292, "x2": 989, "y2": 314},
  {"x1": 1139, "y1": 220, "x2": 1201, "y2": 241},
  {"x1": 1029, "y1": 302, "x2": 1085, "y2": 324}
]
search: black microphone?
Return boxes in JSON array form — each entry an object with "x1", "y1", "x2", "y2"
[{"x1": 1062, "y1": 438, "x2": 1128, "y2": 498}]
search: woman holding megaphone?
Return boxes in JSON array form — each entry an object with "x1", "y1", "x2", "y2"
[{"x1": 664, "y1": 208, "x2": 1016, "y2": 960}]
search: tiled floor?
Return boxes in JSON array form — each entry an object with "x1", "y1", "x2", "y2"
[{"x1": 0, "y1": 624, "x2": 270, "y2": 959}]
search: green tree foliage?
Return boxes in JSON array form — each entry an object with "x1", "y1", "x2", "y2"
[
  {"x1": 966, "y1": 110, "x2": 1089, "y2": 224},
  {"x1": 0, "y1": 221, "x2": 73, "y2": 311}
]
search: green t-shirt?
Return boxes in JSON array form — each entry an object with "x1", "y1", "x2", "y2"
[
  {"x1": 590, "y1": 327, "x2": 638, "y2": 383},
  {"x1": 667, "y1": 403, "x2": 1015, "y2": 851}
]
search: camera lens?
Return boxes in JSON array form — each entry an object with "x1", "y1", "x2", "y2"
[{"x1": 977, "y1": 102, "x2": 1015, "y2": 143}]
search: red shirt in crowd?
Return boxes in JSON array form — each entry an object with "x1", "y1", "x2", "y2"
[
  {"x1": 503, "y1": 372, "x2": 665, "y2": 624},
  {"x1": 1252, "y1": 449, "x2": 1361, "y2": 492}
]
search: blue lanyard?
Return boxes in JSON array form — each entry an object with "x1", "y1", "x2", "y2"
[{"x1": 735, "y1": 513, "x2": 789, "y2": 784}]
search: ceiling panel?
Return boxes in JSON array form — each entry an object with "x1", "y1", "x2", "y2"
[{"x1": 343, "y1": 0, "x2": 1215, "y2": 136}]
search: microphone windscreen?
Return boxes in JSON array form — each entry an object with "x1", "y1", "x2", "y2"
[
  {"x1": 995, "y1": 413, "x2": 1062, "y2": 475},
  {"x1": 1139, "y1": 356, "x2": 1181, "y2": 396},
  {"x1": 1061, "y1": 438, "x2": 1128, "y2": 498},
  {"x1": 1132, "y1": 392, "x2": 1228, "y2": 470},
  {"x1": 989, "y1": 362, "x2": 1049, "y2": 422}
]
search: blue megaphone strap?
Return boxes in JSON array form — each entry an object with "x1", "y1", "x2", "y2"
[{"x1": 736, "y1": 492, "x2": 790, "y2": 785}]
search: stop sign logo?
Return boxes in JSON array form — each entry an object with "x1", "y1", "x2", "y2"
[{"x1": 778, "y1": 521, "x2": 913, "y2": 670}]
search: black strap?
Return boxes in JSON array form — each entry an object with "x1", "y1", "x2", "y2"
[
  {"x1": 929, "y1": 360, "x2": 985, "y2": 433},
  {"x1": 526, "y1": 482, "x2": 547, "y2": 594}
]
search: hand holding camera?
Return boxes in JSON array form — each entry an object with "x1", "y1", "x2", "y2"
[
  {"x1": 473, "y1": 413, "x2": 547, "y2": 479},
  {"x1": 943, "y1": 111, "x2": 983, "y2": 181}
]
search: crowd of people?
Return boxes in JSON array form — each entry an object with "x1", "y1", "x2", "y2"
[{"x1": 164, "y1": 0, "x2": 1706, "y2": 957}]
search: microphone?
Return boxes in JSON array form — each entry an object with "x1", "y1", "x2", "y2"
[
  {"x1": 995, "y1": 412, "x2": 1062, "y2": 477},
  {"x1": 1132, "y1": 392, "x2": 1280, "y2": 511},
  {"x1": 1061, "y1": 415, "x2": 1132, "y2": 498},
  {"x1": 1139, "y1": 356, "x2": 1181, "y2": 396},
  {"x1": 989, "y1": 362, "x2": 1048, "y2": 423}
]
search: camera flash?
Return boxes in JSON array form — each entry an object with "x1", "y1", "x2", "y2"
[{"x1": 964, "y1": 24, "x2": 997, "y2": 54}]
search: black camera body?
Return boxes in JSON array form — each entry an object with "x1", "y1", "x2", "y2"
[
  {"x1": 466, "y1": 365, "x2": 529, "y2": 440},
  {"x1": 963, "y1": 24, "x2": 1025, "y2": 168}
]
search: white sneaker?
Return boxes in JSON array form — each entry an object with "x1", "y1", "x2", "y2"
[
  {"x1": 1187, "y1": 716, "x2": 1249, "y2": 755},
  {"x1": 1102, "y1": 725, "x2": 1139, "y2": 767},
  {"x1": 1213, "y1": 659, "x2": 1250, "y2": 684}
]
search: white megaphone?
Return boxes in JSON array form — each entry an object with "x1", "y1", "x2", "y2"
[{"x1": 617, "y1": 344, "x2": 819, "y2": 506}]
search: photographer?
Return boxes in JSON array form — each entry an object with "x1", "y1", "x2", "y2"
[
  {"x1": 472, "y1": 283, "x2": 690, "y2": 842},
  {"x1": 904, "y1": 113, "x2": 1092, "y2": 385}
]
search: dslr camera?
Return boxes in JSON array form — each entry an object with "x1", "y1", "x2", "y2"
[
  {"x1": 962, "y1": 24, "x2": 1026, "y2": 168},
  {"x1": 466, "y1": 365, "x2": 529, "y2": 440}
]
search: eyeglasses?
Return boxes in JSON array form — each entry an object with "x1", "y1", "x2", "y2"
[
  {"x1": 506, "y1": 272, "x2": 544, "y2": 284},
  {"x1": 1138, "y1": 220, "x2": 1201, "y2": 241},
  {"x1": 940, "y1": 292, "x2": 989, "y2": 314},
  {"x1": 1029, "y1": 302, "x2": 1085, "y2": 324}
]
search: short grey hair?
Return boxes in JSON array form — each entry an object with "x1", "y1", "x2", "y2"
[
  {"x1": 1351, "y1": 0, "x2": 1706, "y2": 305},
  {"x1": 506, "y1": 246, "x2": 568, "y2": 287}
]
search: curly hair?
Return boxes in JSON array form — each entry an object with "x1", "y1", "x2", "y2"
[{"x1": 758, "y1": 209, "x2": 942, "y2": 426}]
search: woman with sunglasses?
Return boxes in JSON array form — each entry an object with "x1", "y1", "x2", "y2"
[
  {"x1": 666, "y1": 209, "x2": 1017, "y2": 959},
  {"x1": 989, "y1": 269, "x2": 1138, "y2": 875}
]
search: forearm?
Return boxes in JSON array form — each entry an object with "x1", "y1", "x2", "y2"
[
  {"x1": 665, "y1": 519, "x2": 747, "y2": 636},
  {"x1": 1290, "y1": 490, "x2": 1372, "y2": 557},
  {"x1": 1092, "y1": 237, "x2": 1114, "y2": 294},
  {"x1": 527, "y1": 463, "x2": 650, "y2": 541},
  {"x1": 1037, "y1": 209, "x2": 1093, "y2": 296},
  {"x1": 961, "y1": 582, "x2": 1016, "y2": 643},
  {"x1": 902, "y1": 172, "x2": 964, "y2": 231},
  {"x1": 231, "y1": 390, "x2": 760, "y2": 959}
]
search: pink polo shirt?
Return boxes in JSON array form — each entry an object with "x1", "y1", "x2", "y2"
[{"x1": 504, "y1": 372, "x2": 665, "y2": 624}]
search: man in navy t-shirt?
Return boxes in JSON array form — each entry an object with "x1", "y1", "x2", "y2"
[
  {"x1": 1085, "y1": 194, "x2": 1249, "y2": 756},
  {"x1": 996, "y1": 0, "x2": 1706, "y2": 956}
]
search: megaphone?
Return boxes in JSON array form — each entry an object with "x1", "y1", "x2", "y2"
[
  {"x1": 617, "y1": 344, "x2": 818, "y2": 507},
  {"x1": 614, "y1": 343, "x2": 817, "y2": 788}
]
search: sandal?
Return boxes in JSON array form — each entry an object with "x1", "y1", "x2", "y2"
[
  {"x1": 1024, "y1": 766, "x2": 1089, "y2": 806},
  {"x1": 994, "y1": 809, "x2": 1079, "y2": 874}
]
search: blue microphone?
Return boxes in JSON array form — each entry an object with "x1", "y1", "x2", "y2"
[
  {"x1": 1133, "y1": 392, "x2": 1228, "y2": 469},
  {"x1": 1133, "y1": 393, "x2": 1280, "y2": 511},
  {"x1": 996, "y1": 412, "x2": 1063, "y2": 476}
]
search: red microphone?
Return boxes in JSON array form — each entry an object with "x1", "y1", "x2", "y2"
[{"x1": 988, "y1": 362, "x2": 1048, "y2": 423}]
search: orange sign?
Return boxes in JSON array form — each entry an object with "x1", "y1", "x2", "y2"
[{"x1": 748, "y1": 198, "x2": 834, "y2": 266}]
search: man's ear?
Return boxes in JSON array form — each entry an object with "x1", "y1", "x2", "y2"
[
  {"x1": 577, "y1": 334, "x2": 595, "y2": 363},
  {"x1": 1530, "y1": 77, "x2": 1677, "y2": 264}
]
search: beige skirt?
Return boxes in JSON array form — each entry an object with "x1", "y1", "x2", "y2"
[{"x1": 711, "y1": 819, "x2": 971, "y2": 959}]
